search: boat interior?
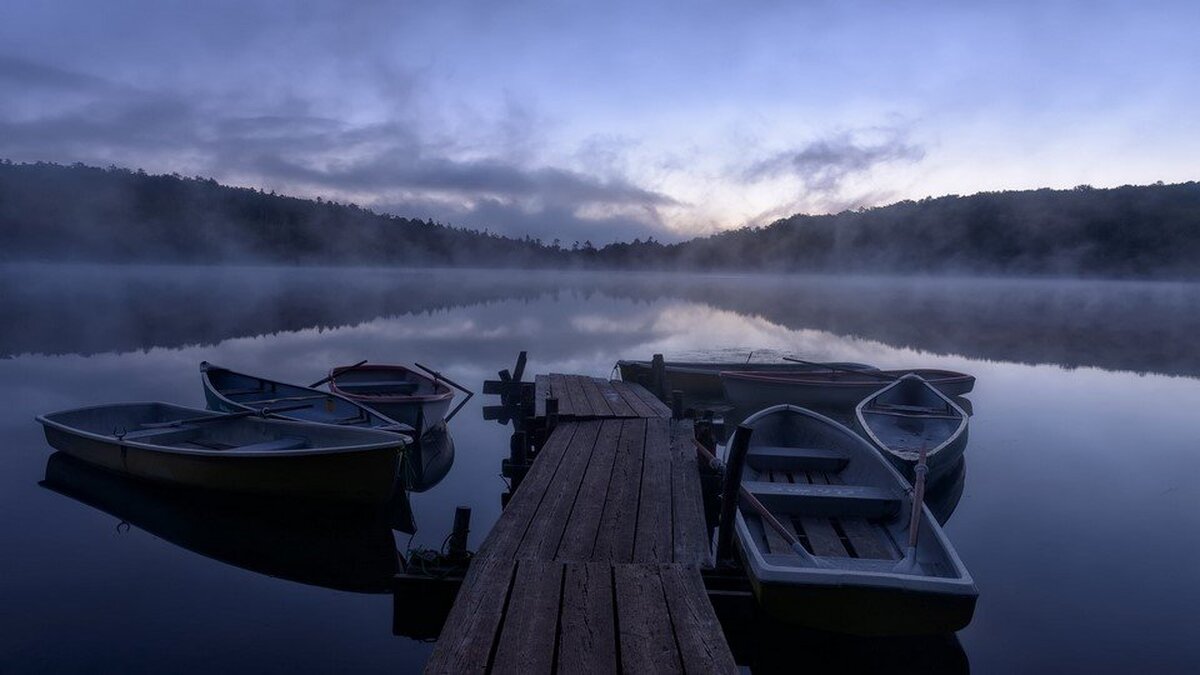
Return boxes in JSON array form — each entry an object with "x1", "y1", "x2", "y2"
[
  {"x1": 739, "y1": 409, "x2": 960, "y2": 578},
  {"x1": 332, "y1": 367, "x2": 449, "y2": 398},
  {"x1": 208, "y1": 368, "x2": 380, "y2": 428},
  {"x1": 860, "y1": 378, "x2": 963, "y2": 453}
]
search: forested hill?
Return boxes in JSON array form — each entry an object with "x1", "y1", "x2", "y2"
[
  {"x1": 0, "y1": 161, "x2": 560, "y2": 266},
  {"x1": 632, "y1": 183, "x2": 1200, "y2": 278},
  {"x1": 3, "y1": 161, "x2": 1198, "y2": 278}
]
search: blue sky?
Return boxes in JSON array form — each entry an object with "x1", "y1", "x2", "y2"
[{"x1": 2, "y1": 1, "x2": 1197, "y2": 242}]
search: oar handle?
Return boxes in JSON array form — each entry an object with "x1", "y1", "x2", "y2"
[
  {"x1": 782, "y1": 356, "x2": 896, "y2": 380},
  {"x1": 414, "y1": 362, "x2": 475, "y2": 424},
  {"x1": 907, "y1": 444, "x2": 929, "y2": 549},
  {"x1": 310, "y1": 359, "x2": 369, "y2": 388}
]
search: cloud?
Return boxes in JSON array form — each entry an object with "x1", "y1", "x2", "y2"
[
  {"x1": 744, "y1": 130, "x2": 925, "y2": 193},
  {"x1": 0, "y1": 54, "x2": 680, "y2": 244}
]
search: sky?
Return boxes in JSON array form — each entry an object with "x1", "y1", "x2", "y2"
[{"x1": 1, "y1": 1, "x2": 1198, "y2": 244}]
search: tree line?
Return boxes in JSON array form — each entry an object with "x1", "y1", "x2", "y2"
[{"x1": 2, "y1": 160, "x2": 1197, "y2": 278}]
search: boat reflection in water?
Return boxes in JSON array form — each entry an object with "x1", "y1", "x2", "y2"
[
  {"x1": 401, "y1": 423, "x2": 455, "y2": 493},
  {"x1": 40, "y1": 452, "x2": 404, "y2": 593}
]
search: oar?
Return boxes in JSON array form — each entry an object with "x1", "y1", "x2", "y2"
[
  {"x1": 414, "y1": 362, "x2": 475, "y2": 424},
  {"x1": 693, "y1": 437, "x2": 826, "y2": 566},
  {"x1": 137, "y1": 402, "x2": 316, "y2": 430},
  {"x1": 309, "y1": 359, "x2": 369, "y2": 388},
  {"x1": 894, "y1": 443, "x2": 929, "y2": 573},
  {"x1": 782, "y1": 356, "x2": 897, "y2": 381}
]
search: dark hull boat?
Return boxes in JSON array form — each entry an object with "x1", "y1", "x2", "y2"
[
  {"x1": 41, "y1": 452, "x2": 399, "y2": 592},
  {"x1": 732, "y1": 404, "x2": 977, "y2": 635},
  {"x1": 326, "y1": 364, "x2": 453, "y2": 435},
  {"x1": 723, "y1": 368, "x2": 975, "y2": 411},
  {"x1": 36, "y1": 402, "x2": 405, "y2": 503},
  {"x1": 855, "y1": 374, "x2": 969, "y2": 484},
  {"x1": 201, "y1": 362, "x2": 412, "y2": 434},
  {"x1": 617, "y1": 359, "x2": 876, "y2": 401}
]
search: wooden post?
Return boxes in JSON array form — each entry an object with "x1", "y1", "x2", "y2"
[
  {"x1": 448, "y1": 506, "x2": 471, "y2": 558},
  {"x1": 715, "y1": 425, "x2": 753, "y2": 566},
  {"x1": 671, "y1": 389, "x2": 684, "y2": 419},
  {"x1": 509, "y1": 430, "x2": 529, "y2": 490},
  {"x1": 546, "y1": 397, "x2": 559, "y2": 431},
  {"x1": 651, "y1": 353, "x2": 667, "y2": 400}
]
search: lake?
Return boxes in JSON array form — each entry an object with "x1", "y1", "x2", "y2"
[{"x1": 2, "y1": 264, "x2": 1198, "y2": 673}]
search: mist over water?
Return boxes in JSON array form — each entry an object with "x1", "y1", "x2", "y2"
[{"x1": 2, "y1": 264, "x2": 1198, "y2": 673}]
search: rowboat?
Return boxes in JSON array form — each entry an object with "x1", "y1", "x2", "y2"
[
  {"x1": 722, "y1": 368, "x2": 975, "y2": 411},
  {"x1": 326, "y1": 364, "x2": 454, "y2": 435},
  {"x1": 40, "y1": 452, "x2": 399, "y2": 591},
  {"x1": 731, "y1": 404, "x2": 977, "y2": 635},
  {"x1": 855, "y1": 374, "x2": 969, "y2": 484},
  {"x1": 616, "y1": 359, "x2": 876, "y2": 401},
  {"x1": 200, "y1": 362, "x2": 412, "y2": 434},
  {"x1": 36, "y1": 402, "x2": 407, "y2": 502}
]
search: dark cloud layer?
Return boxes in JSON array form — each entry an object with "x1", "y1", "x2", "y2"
[{"x1": 745, "y1": 131, "x2": 925, "y2": 193}]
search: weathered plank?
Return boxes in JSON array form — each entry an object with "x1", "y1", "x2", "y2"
[
  {"x1": 548, "y1": 373, "x2": 576, "y2": 417},
  {"x1": 557, "y1": 420, "x2": 624, "y2": 561},
  {"x1": 660, "y1": 565, "x2": 738, "y2": 674},
  {"x1": 598, "y1": 379, "x2": 637, "y2": 417},
  {"x1": 614, "y1": 564, "x2": 683, "y2": 674},
  {"x1": 492, "y1": 560, "x2": 565, "y2": 673},
  {"x1": 518, "y1": 421, "x2": 603, "y2": 560},
  {"x1": 557, "y1": 563, "x2": 617, "y2": 675},
  {"x1": 623, "y1": 380, "x2": 673, "y2": 418},
  {"x1": 798, "y1": 516, "x2": 849, "y2": 557},
  {"x1": 593, "y1": 419, "x2": 646, "y2": 562},
  {"x1": 534, "y1": 374, "x2": 550, "y2": 419},
  {"x1": 609, "y1": 380, "x2": 659, "y2": 418},
  {"x1": 760, "y1": 470, "x2": 796, "y2": 555},
  {"x1": 579, "y1": 376, "x2": 615, "y2": 418},
  {"x1": 477, "y1": 423, "x2": 580, "y2": 561},
  {"x1": 839, "y1": 517, "x2": 898, "y2": 560},
  {"x1": 564, "y1": 374, "x2": 592, "y2": 418},
  {"x1": 669, "y1": 420, "x2": 710, "y2": 566},
  {"x1": 425, "y1": 556, "x2": 516, "y2": 674},
  {"x1": 634, "y1": 418, "x2": 674, "y2": 562}
]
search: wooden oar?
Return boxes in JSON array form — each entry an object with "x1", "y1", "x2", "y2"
[
  {"x1": 309, "y1": 359, "x2": 368, "y2": 388},
  {"x1": 694, "y1": 437, "x2": 823, "y2": 564},
  {"x1": 414, "y1": 362, "x2": 476, "y2": 423},
  {"x1": 894, "y1": 443, "x2": 929, "y2": 573},
  {"x1": 136, "y1": 402, "x2": 316, "y2": 430},
  {"x1": 782, "y1": 356, "x2": 897, "y2": 381}
]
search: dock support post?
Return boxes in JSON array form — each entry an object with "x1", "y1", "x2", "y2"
[
  {"x1": 448, "y1": 506, "x2": 471, "y2": 558},
  {"x1": 546, "y1": 397, "x2": 559, "y2": 431},
  {"x1": 651, "y1": 353, "x2": 667, "y2": 400},
  {"x1": 509, "y1": 430, "x2": 529, "y2": 490},
  {"x1": 671, "y1": 389, "x2": 684, "y2": 419},
  {"x1": 715, "y1": 425, "x2": 753, "y2": 566}
]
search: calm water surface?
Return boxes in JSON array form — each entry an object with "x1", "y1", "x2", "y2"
[{"x1": 2, "y1": 264, "x2": 1198, "y2": 673}]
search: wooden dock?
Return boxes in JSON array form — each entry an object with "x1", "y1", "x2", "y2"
[{"x1": 427, "y1": 374, "x2": 735, "y2": 673}]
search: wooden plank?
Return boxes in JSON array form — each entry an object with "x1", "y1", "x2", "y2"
[
  {"x1": 610, "y1": 379, "x2": 658, "y2": 418},
  {"x1": 634, "y1": 418, "x2": 674, "y2": 562},
  {"x1": 838, "y1": 517, "x2": 899, "y2": 560},
  {"x1": 797, "y1": 516, "x2": 849, "y2": 557},
  {"x1": 760, "y1": 472, "x2": 796, "y2": 556},
  {"x1": 424, "y1": 556, "x2": 516, "y2": 674},
  {"x1": 614, "y1": 564, "x2": 683, "y2": 674},
  {"x1": 557, "y1": 420, "x2": 624, "y2": 561},
  {"x1": 660, "y1": 565, "x2": 739, "y2": 674},
  {"x1": 548, "y1": 373, "x2": 575, "y2": 417},
  {"x1": 476, "y1": 423, "x2": 580, "y2": 561},
  {"x1": 492, "y1": 560, "x2": 565, "y2": 673},
  {"x1": 593, "y1": 419, "x2": 646, "y2": 562},
  {"x1": 598, "y1": 379, "x2": 637, "y2": 417},
  {"x1": 518, "y1": 421, "x2": 603, "y2": 560},
  {"x1": 579, "y1": 376, "x2": 615, "y2": 418},
  {"x1": 534, "y1": 374, "x2": 550, "y2": 418},
  {"x1": 564, "y1": 375, "x2": 593, "y2": 418},
  {"x1": 624, "y1": 380, "x2": 673, "y2": 418},
  {"x1": 557, "y1": 563, "x2": 617, "y2": 675},
  {"x1": 669, "y1": 420, "x2": 710, "y2": 566}
]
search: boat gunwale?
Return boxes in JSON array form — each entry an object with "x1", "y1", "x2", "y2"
[
  {"x1": 326, "y1": 364, "x2": 454, "y2": 405},
  {"x1": 720, "y1": 368, "x2": 974, "y2": 388},
  {"x1": 36, "y1": 402, "x2": 407, "y2": 459},
  {"x1": 854, "y1": 375, "x2": 969, "y2": 462}
]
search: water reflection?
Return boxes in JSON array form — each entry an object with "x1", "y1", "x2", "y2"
[
  {"x1": 5, "y1": 264, "x2": 1200, "y2": 376},
  {"x1": 41, "y1": 452, "x2": 401, "y2": 593}
]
